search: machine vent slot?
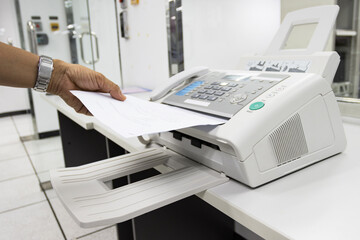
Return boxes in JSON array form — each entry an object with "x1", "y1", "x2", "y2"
[
  {"x1": 170, "y1": 130, "x2": 221, "y2": 150},
  {"x1": 269, "y1": 113, "x2": 308, "y2": 165}
]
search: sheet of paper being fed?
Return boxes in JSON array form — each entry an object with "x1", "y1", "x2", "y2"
[{"x1": 71, "y1": 91, "x2": 227, "y2": 138}]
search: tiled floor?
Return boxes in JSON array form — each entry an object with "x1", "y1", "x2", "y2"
[{"x1": 0, "y1": 114, "x2": 118, "y2": 240}]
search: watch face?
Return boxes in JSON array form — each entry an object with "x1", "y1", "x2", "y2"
[{"x1": 34, "y1": 56, "x2": 53, "y2": 92}]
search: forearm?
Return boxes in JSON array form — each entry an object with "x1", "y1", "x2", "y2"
[
  {"x1": 0, "y1": 41, "x2": 125, "y2": 115},
  {"x1": 0, "y1": 41, "x2": 40, "y2": 88}
]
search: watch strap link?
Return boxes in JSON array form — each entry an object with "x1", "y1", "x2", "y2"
[{"x1": 34, "y1": 55, "x2": 53, "y2": 92}]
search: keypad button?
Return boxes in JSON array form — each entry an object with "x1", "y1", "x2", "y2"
[
  {"x1": 191, "y1": 94, "x2": 200, "y2": 98},
  {"x1": 206, "y1": 90, "x2": 215, "y2": 95},
  {"x1": 212, "y1": 86, "x2": 221, "y2": 90},
  {"x1": 220, "y1": 82, "x2": 229, "y2": 86},
  {"x1": 211, "y1": 82, "x2": 220, "y2": 85},
  {"x1": 204, "y1": 85, "x2": 213, "y2": 89},
  {"x1": 207, "y1": 96, "x2": 218, "y2": 101},
  {"x1": 228, "y1": 83, "x2": 238, "y2": 87},
  {"x1": 221, "y1": 87, "x2": 232, "y2": 91},
  {"x1": 214, "y1": 91, "x2": 224, "y2": 96},
  {"x1": 230, "y1": 93, "x2": 248, "y2": 103},
  {"x1": 198, "y1": 89, "x2": 206, "y2": 93},
  {"x1": 199, "y1": 95, "x2": 208, "y2": 100},
  {"x1": 267, "y1": 92, "x2": 276, "y2": 97}
]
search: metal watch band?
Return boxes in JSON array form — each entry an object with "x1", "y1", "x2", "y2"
[{"x1": 33, "y1": 55, "x2": 53, "y2": 92}]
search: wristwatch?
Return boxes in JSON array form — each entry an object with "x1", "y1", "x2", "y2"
[{"x1": 33, "y1": 55, "x2": 53, "y2": 92}]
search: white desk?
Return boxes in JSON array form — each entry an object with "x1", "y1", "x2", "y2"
[
  {"x1": 44, "y1": 94, "x2": 360, "y2": 240},
  {"x1": 44, "y1": 94, "x2": 145, "y2": 152},
  {"x1": 203, "y1": 116, "x2": 360, "y2": 240}
]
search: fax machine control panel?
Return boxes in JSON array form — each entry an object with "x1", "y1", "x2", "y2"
[{"x1": 162, "y1": 72, "x2": 286, "y2": 118}]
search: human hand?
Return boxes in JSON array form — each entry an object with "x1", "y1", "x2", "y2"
[{"x1": 47, "y1": 59, "x2": 126, "y2": 115}]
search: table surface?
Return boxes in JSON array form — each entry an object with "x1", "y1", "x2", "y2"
[{"x1": 43, "y1": 94, "x2": 360, "y2": 240}]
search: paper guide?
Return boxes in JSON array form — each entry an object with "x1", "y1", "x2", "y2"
[{"x1": 71, "y1": 91, "x2": 227, "y2": 138}]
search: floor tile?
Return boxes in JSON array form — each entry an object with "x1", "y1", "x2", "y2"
[
  {"x1": 11, "y1": 114, "x2": 32, "y2": 125},
  {"x1": 0, "y1": 132, "x2": 20, "y2": 146},
  {"x1": 0, "y1": 142, "x2": 27, "y2": 161},
  {"x1": 0, "y1": 116, "x2": 12, "y2": 124},
  {"x1": 77, "y1": 226, "x2": 118, "y2": 240},
  {"x1": 38, "y1": 171, "x2": 51, "y2": 183},
  {"x1": 0, "y1": 156, "x2": 35, "y2": 182},
  {"x1": 16, "y1": 124, "x2": 35, "y2": 137},
  {"x1": 45, "y1": 189, "x2": 58, "y2": 200},
  {"x1": 0, "y1": 174, "x2": 46, "y2": 213},
  {"x1": 12, "y1": 114, "x2": 35, "y2": 137},
  {"x1": 0, "y1": 116, "x2": 18, "y2": 136},
  {"x1": 49, "y1": 197, "x2": 107, "y2": 239},
  {"x1": 30, "y1": 149, "x2": 65, "y2": 174},
  {"x1": 0, "y1": 201, "x2": 64, "y2": 240},
  {"x1": 24, "y1": 136, "x2": 62, "y2": 155}
]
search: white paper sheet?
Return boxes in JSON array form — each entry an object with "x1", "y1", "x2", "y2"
[{"x1": 71, "y1": 91, "x2": 227, "y2": 138}]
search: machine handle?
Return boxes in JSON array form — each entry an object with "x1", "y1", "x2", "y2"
[
  {"x1": 79, "y1": 31, "x2": 100, "y2": 65},
  {"x1": 25, "y1": 20, "x2": 40, "y2": 139},
  {"x1": 26, "y1": 20, "x2": 38, "y2": 55},
  {"x1": 92, "y1": 32, "x2": 100, "y2": 63}
]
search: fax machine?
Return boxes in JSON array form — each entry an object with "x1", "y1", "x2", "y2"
[
  {"x1": 50, "y1": 5, "x2": 346, "y2": 228},
  {"x1": 148, "y1": 5, "x2": 346, "y2": 187}
]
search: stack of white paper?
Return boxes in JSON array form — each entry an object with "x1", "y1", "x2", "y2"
[{"x1": 71, "y1": 91, "x2": 227, "y2": 138}]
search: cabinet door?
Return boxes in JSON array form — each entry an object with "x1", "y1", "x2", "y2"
[
  {"x1": 0, "y1": 0, "x2": 30, "y2": 114},
  {"x1": 70, "y1": 0, "x2": 96, "y2": 69},
  {"x1": 18, "y1": 0, "x2": 83, "y2": 133},
  {"x1": 87, "y1": 0, "x2": 122, "y2": 86}
]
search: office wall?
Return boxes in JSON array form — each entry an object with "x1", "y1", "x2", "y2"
[
  {"x1": 0, "y1": 0, "x2": 30, "y2": 114},
  {"x1": 182, "y1": 0, "x2": 281, "y2": 70}
]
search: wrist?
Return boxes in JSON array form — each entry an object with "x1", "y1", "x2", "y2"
[
  {"x1": 33, "y1": 56, "x2": 53, "y2": 92},
  {"x1": 47, "y1": 59, "x2": 68, "y2": 95}
]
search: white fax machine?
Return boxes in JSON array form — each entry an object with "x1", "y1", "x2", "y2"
[{"x1": 50, "y1": 5, "x2": 346, "y2": 228}]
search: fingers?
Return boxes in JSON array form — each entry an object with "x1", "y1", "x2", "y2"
[
  {"x1": 60, "y1": 92, "x2": 93, "y2": 116},
  {"x1": 95, "y1": 73, "x2": 126, "y2": 101},
  {"x1": 49, "y1": 61, "x2": 126, "y2": 112},
  {"x1": 110, "y1": 85, "x2": 126, "y2": 101}
]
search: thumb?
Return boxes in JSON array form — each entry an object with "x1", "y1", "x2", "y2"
[
  {"x1": 96, "y1": 73, "x2": 126, "y2": 101},
  {"x1": 110, "y1": 84, "x2": 126, "y2": 101}
]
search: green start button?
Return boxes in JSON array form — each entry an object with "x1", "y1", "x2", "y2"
[{"x1": 249, "y1": 101, "x2": 265, "y2": 110}]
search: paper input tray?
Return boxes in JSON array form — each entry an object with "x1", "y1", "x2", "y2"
[{"x1": 50, "y1": 148, "x2": 228, "y2": 228}]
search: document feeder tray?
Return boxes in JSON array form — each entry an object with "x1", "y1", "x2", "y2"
[{"x1": 50, "y1": 148, "x2": 228, "y2": 228}]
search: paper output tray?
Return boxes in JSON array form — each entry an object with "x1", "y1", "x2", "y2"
[{"x1": 50, "y1": 148, "x2": 229, "y2": 228}]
